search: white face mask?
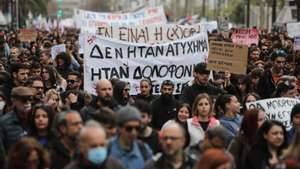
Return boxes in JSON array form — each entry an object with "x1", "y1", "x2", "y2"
[{"x1": 0, "y1": 101, "x2": 5, "y2": 110}]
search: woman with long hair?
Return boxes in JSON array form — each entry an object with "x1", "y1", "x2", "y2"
[
  {"x1": 228, "y1": 108, "x2": 265, "y2": 169},
  {"x1": 29, "y1": 104, "x2": 54, "y2": 148},
  {"x1": 245, "y1": 120, "x2": 288, "y2": 169},
  {"x1": 241, "y1": 92, "x2": 260, "y2": 114},
  {"x1": 7, "y1": 137, "x2": 50, "y2": 169},
  {"x1": 41, "y1": 65, "x2": 66, "y2": 92},
  {"x1": 187, "y1": 93, "x2": 220, "y2": 147}
]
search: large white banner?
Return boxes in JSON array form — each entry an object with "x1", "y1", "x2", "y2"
[
  {"x1": 246, "y1": 97, "x2": 300, "y2": 130},
  {"x1": 84, "y1": 33, "x2": 209, "y2": 95},
  {"x1": 98, "y1": 24, "x2": 202, "y2": 44},
  {"x1": 74, "y1": 6, "x2": 167, "y2": 34}
]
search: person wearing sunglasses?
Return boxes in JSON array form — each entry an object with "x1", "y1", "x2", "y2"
[
  {"x1": 109, "y1": 105, "x2": 152, "y2": 169},
  {"x1": 0, "y1": 86, "x2": 35, "y2": 168},
  {"x1": 257, "y1": 50, "x2": 287, "y2": 99}
]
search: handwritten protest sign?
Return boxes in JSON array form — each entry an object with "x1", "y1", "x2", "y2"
[
  {"x1": 74, "y1": 6, "x2": 167, "y2": 34},
  {"x1": 246, "y1": 97, "x2": 300, "y2": 130},
  {"x1": 51, "y1": 44, "x2": 66, "y2": 60},
  {"x1": 199, "y1": 21, "x2": 218, "y2": 33},
  {"x1": 231, "y1": 28, "x2": 259, "y2": 46},
  {"x1": 19, "y1": 29, "x2": 37, "y2": 42},
  {"x1": 83, "y1": 33, "x2": 209, "y2": 95},
  {"x1": 294, "y1": 36, "x2": 300, "y2": 51},
  {"x1": 287, "y1": 22, "x2": 300, "y2": 38},
  {"x1": 98, "y1": 24, "x2": 202, "y2": 44},
  {"x1": 207, "y1": 41, "x2": 248, "y2": 74}
]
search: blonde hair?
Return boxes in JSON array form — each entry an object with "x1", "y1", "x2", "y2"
[
  {"x1": 44, "y1": 89, "x2": 62, "y2": 112},
  {"x1": 192, "y1": 93, "x2": 213, "y2": 116}
]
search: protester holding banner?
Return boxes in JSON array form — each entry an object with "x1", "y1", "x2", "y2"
[
  {"x1": 151, "y1": 80, "x2": 179, "y2": 130},
  {"x1": 134, "y1": 79, "x2": 157, "y2": 103}
]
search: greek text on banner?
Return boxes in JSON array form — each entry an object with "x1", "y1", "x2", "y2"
[
  {"x1": 83, "y1": 33, "x2": 209, "y2": 95},
  {"x1": 246, "y1": 97, "x2": 300, "y2": 130}
]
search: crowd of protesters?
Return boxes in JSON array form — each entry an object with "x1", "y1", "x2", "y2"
[{"x1": 0, "y1": 25, "x2": 300, "y2": 169}]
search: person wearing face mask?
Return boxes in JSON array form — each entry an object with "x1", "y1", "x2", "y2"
[
  {"x1": 63, "y1": 121, "x2": 124, "y2": 169},
  {"x1": 151, "y1": 80, "x2": 180, "y2": 130}
]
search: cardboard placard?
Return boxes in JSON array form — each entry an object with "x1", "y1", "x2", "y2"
[
  {"x1": 207, "y1": 41, "x2": 248, "y2": 74},
  {"x1": 231, "y1": 28, "x2": 259, "y2": 46},
  {"x1": 19, "y1": 29, "x2": 37, "y2": 42}
]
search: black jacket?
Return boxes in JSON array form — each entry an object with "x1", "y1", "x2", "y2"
[
  {"x1": 244, "y1": 146, "x2": 271, "y2": 169},
  {"x1": 180, "y1": 83, "x2": 224, "y2": 107},
  {"x1": 49, "y1": 138, "x2": 80, "y2": 169},
  {"x1": 0, "y1": 110, "x2": 28, "y2": 167},
  {"x1": 135, "y1": 94, "x2": 157, "y2": 104},
  {"x1": 143, "y1": 153, "x2": 196, "y2": 169},
  {"x1": 151, "y1": 96, "x2": 179, "y2": 130},
  {"x1": 257, "y1": 69, "x2": 276, "y2": 99}
]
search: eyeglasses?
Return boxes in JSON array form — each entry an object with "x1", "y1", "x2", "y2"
[
  {"x1": 161, "y1": 136, "x2": 181, "y2": 142},
  {"x1": 67, "y1": 80, "x2": 78, "y2": 84},
  {"x1": 124, "y1": 125, "x2": 141, "y2": 133}
]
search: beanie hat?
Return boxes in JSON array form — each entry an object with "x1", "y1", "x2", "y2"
[{"x1": 117, "y1": 105, "x2": 141, "y2": 126}]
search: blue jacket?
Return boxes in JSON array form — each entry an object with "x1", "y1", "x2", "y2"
[
  {"x1": 109, "y1": 136, "x2": 152, "y2": 169},
  {"x1": 219, "y1": 114, "x2": 243, "y2": 142}
]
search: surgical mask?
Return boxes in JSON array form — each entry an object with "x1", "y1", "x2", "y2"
[
  {"x1": 87, "y1": 147, "x2": 107, "y2": 165},
  {"x1": 0, "y1": 101, "x2": 5, "y2": 110}
]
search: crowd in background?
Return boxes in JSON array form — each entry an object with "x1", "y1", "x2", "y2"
[{"x1": 0, "y1": 26, "x2": 300, "y2": 169}]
